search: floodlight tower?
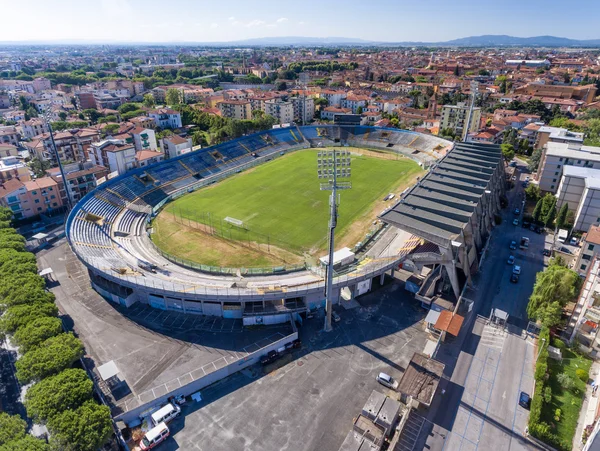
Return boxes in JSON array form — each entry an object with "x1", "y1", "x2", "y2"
[
  {"x1": 42, "y1": 108, "x2": 73, "y2": 211},
  {"x1": 317, "y1": 149, "x2": 352, "y2": 332}
]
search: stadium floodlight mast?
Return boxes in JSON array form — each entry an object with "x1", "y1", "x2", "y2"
[
  {"x1": 41, "y1": 107, "x2": 73, "y2": 211},
  {"x1": 317, "y1": 149, "x2": 352, "y2": 332}
]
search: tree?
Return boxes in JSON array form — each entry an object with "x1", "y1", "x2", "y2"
[
  {"x1": 165, "y1": 88, "x2": 181, "y2": 106},
  {"x1": 500, "y1": 143, "x2": 515, "y2": 161},
  {"x1": 557, "y1": 373, "x2": 575, "y2": 390},
  {"x1": 82, "y1": 109, "x2": 102, "y2": 124},
  {"x1": 543, "y1": 197, "x2": 557, "y2": 228},
  {"x1": 29, "y1": 157, "x2": 52, "y2": 178},
  {"x1": 0, "y1": 302, "x2": 58, "y2": 334},
  {"x1": 142, "y1": 94, "x2": 155, "y2": 108},
  {"x1": 275, "y1": 81, "x2": 287, "y2": 91},
  {"x1": 408, "y1": 90, "x2": 421, "y2": 107},
  {"x1": 527, "y1": 261, "x2": 581, "y2": 327},
  {"x1": 15, "y1": 333, "x2": 84, "y2": 383},
  {"x1": 528, "y1": 148, "x2": 543, "y2": 172},
  {"x1": 26, "y1": 107, "x2": 38, "y2": 120},
  {"x1": 25, "y1": 369, "x2": 93, "y2": 423},
  {"x1": 556, "y1": 203, "x2": 569, "y2": 230},
  {"x1": 0, "y1": 413, "x2": 25, "y2": 446},
  {"x1": 13, "y1": 317, "x2": 63, "y2": 353},
  {"x1": 102, "y1": 123, "x2": 119, "y2": 137},
  {"x1": 48, "y1": 401, "x2": 112, "y2": 451},
  {"x1": 58, "y1": 112, "x2": 67, "y2": 121},
  {"x1": 117, "y1": 103, "x2": 139, "y2": 114},
  {"x1": 356, "y1": 106, "x2": 363, "y2": 114},
  {"x1": 532, "y1": 199, "x2": 543, "y2": 223},
  {"x1": 0, "y1": 435, "x2": 50, "y2": 451},
  {"x1": 525, "y1": 184, "x2": 541, "y2": 202}
]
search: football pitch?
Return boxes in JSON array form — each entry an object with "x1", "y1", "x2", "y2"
[{"x1": 152, "y1": 148, "x2": 423, "y2": 266}]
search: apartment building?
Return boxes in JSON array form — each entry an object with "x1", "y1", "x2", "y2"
[
  {"x1": 537, "y1": 142, "x2": 600, "y2": 193},
  {"x1": 217, "y1": 100, "x2": 252, "y2": 120},
  {"x1": 535, "y1": 126, "x2": 584, "y2": 149},
  {"x1": 440, "y1": 102, "x2": 481, "y2": 139},
  {"x1": 130, "y1": 127, "x2": 157, "y2": 152},
  {"x1": 21, "y1": 118, "x2": 49, "y2": 139},
  {"x1": 341, "y1": 94, "x2": 369, "y2": 113},
  {"x1": 0, "y1": 156, "x2": 30, "y2": 183},
  {"x1": 264, "y1": 99, "x2": 294, "y2": 124},
  {"x1": 321, "y1": 106, "x2": 352, "y2": 121},
  {"x1": 162, "y1": 135, "x2": 192, "y2": 159},
  {"x1": 319, "y1": 90, "x2": 347, "y2": 107},
  {"x1": 555, "y1": 166, "x2": 600, "y2": 231},
  {"x1": 514, "y1": 83, "x2": 597, "y2": 104},
  {"x1": 574, "y1": 226, "x2": 600, "y2": 275},
  {"x1": 89, "y1": 139, "x2": 137, "y2": 175},
  {"x1": 46, "y1": 162, "x2": 108, "y2": 204},
  {"x1": 148, "y1": 108, "x2": 182, "y2": 129},
  {"x1": 22, "y1": 178, "x2": 63, "y2": 218},
  {"x1": 0, "y1": 126, "x2": 20, "y2": 146},
  {"x1": 290, "y1": 96, "x2": 315, "y2": 124}
]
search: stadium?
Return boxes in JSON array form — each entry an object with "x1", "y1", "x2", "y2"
[{"x1": 66, "y1": 125, "x2": 502, "y2": 326}]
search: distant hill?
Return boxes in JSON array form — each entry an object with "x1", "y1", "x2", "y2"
[{"x1": 441, "y1": 35, "x2": 600, "y2": 47}]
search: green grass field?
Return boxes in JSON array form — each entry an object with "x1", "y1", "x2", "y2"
[{"x1": 152, "y1": 148, "x2": 422, "y2": 266}]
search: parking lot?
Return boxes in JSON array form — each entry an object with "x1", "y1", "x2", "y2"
[{"x1": 157, "y1": 281, "x2": 430, "y2": 451}]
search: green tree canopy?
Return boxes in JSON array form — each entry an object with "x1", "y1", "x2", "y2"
[
  {"x1": 528, "y1": 148, "x2": 543, "y2": 172},
  {"x1": 142, "y1": 94, "x2": 155, "y2": 108},
  {"x1": 543, "y1": 196, "x2": 557, "y2": 228},
  {"x1": 25, "y1": 368, "x2": 94, "y2": 423},
  {"x1": 15, "y1": 333, "x2": 85, "y2": 383},
  {"x1": 527, "y1": 260, "x2": 581, "y2": 327},
  {"x1": 165, "y1": 88, "x2": 181, "y2": 106},
  {"x1": 500, "y1": 143, "x2": 515, "y2": 161},
  {"x1": 532, "y1": 199, "x2": 544, "y2": 223},
  {"x1": 556, "y1": 203, "x2": 569, "y2": 230},
  {"x1": 48, "y1": 401, "x2": 112, "y2": 451},
  {"x1": 0, "y1": 435, "x2": 50, "y2": 451},
  {"x1": 13, "y1": 317, "x2": 63, "y2": 353},
  {"x1": 0, "y1": 413, "x2": 25, "y2": 446},
  {"x1": 0, "y1": 302, "x2": 58, "y2": 334},
  {"x1": 525, "y1": 184, "x2": 541, "y2": 202}
]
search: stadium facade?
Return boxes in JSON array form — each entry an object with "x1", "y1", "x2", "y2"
[{"x1": 66, "y1": 126, "x2": 502, "y2": 322}]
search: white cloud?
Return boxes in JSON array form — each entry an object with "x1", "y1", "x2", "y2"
[
  {"x1": 298, "y1": 21, "x2": 305, "y2": 25},
  {"x1": 210, "y1": 23, "x2": 218, "y2": 29},
  {"x1": 228, "y1": 16, "x2": 235, "y2": 21},
  {"x1": 276, "y1": 17, "x2": 288, "y2": 23},
  {"x1": 245, "y1": 19, "x2": 266, "y2": 28}
]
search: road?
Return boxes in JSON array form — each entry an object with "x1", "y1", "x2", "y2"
[{"x1": 413, "y1": 164, "x2": 548, "y2": 451}]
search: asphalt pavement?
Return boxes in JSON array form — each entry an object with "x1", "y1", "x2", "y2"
[{"x1": 414, "y1": 164, "x2": 547, "y2": 451}]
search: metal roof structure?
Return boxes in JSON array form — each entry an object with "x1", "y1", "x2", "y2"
[{"x1": 380, "y1": 143, "x2": 502, "y2": 248}]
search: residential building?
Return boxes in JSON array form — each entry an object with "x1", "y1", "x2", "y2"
[
  {"x1": 148, "y1": 108, "x2": 182, "y2": 129},
  {"x1": 217, "y1": 100, "x2": 252, "y2": 120},
  {"x1": 136, "y1": 150, "x2": 164, "y2": 168},
  {"x1": 46, "y1": 162, "x2": 109, "y2": 204},
  {"x1": 264, "y1": 99, "x2": 294, "y2": 124},
  {"x1": 555, "y1": 166, "x2": 600, "y2": 232},
  {"x1": 75, "y1": 92, "x2": 96, "y2": 110},
  {"x1": 514, "y1": 83, "x2": 597, "y2": 104},
  {"x1": 0, "y1": 156, "x2": 30, "y2": 182},
  {"x1": 0, "y1": 126, "x2": 20, "y2": 146},
  {"x1": 89, "y1": 139, "x2": 137, "y2": 175},
  {"x1": 537, "y1": 142, "x2": 600, "y2": 192},
  {"x1": 341, "y1": 94, "x2": 369, "y2": 113},
  {"x1": 290, "y1": 96, "x2": 315, "y2": 124},
  {"x1": 440, "y1": 102, "x2": 481, "y2": 139},
  {"x1": 535, "y1": 126, "x2": 584, "y2": 149},
  {"x1": 129, "y1": 116, "x2": 156, "y2": 130},
  {"x1": 0, "y1": 178, "x2": 27, "y2": 219},
  {"x1": 505, "y1": 59, "x2": 550, "y2": 67},
  {"x1": 21, "y1": 177, "x2": 63, "y2": 218},
  {"x1": 571, "y1": 258, "x2": 600, "y2": 357},
  {"x1": 321, "y1": 106, "x2": 352, "y2": 121},
  {"x1": 162, "y1": 135, "x2": 193, "y2": 159},
  {"x1": 130, "y1": 127, "x2": 157, "y2": 152},
  {"x1": 318, "y1": 90, "x2": 346, "y2": 107},
  {"x1": 94, "y1": 92, "x2": 126, "y2": 110},
  {"x1": 0, "y1": 93, "x2": 10, "y2": 109},
  {"x1": 574, "y1": 225, "x2": 600, "y2": 275},
  {"x1": 21, "y1": 118, "x2": 49, "y2": 139},
  {"x1": 0, "y1": 144, "x2": 18, "y2": 158},
  {"x1": 32, "y1": 77, "x2": 52, "y2": 92}
]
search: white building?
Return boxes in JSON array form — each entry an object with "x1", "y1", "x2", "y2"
[
  {"x1": 148, "y1": 108, "x2": 182, "y2": 129},
  {"x1": 32, "y1": 77, "x2": 51, "y2": 93},
  {"x1": 321, "y1": 106, "x2": 352, "y2": 121},
  {"x1": 318, "y1": 90, "x2": 346, "y2": 107},
  {"x1": 537, "y1": 142, "x2": 600, "y2": 193},
  {"x1": 21, "y1": 119, "x2": 48, "y2": 139},
  {"x1": 556, "y1": 166, "x2": 600, "y2": 232},
  {"x1": 162, "y1": 135, "x2": 193, "y2": 159},
  {"x1": 264, "y1": 99, "x2": 294, "y2": 124},
  {"x1": 574, "y1": 225, "x2": 600, "y2": 275},
  {"x1": 130, "y1": 127, "x2": 157, "y2": 152},
  {"x1": 89, "y1": 139, "x2": 137, "y2": 175}
]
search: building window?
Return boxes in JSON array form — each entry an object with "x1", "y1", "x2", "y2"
[
  {"x1": 48, "y1": 187, "x2": 53, "y2": 191},
  {"x1": 37, "y1": 207, "x2": 42, "y2": 212},
  {"x1": 589, "y1": 244, "x2": 595, "y2": 251},
  {"x1": 559, "y1": 158, "x2": 563, "y2": 162},
  {"x1": 553, "y1": 179, "x2": 557, "y2": 182},
  {"x1": 31, "y1": 191, "x2": 37, "y2": 195},
  {"x1": 578, "y1": 160, "x2": 582, "y2": 164},
  {"x1": 551, "y1": 185, "x2": 555, "y2": 189},
  {"x1": 34, "y1": 199, "x2": 39, "y2": 204},
  {"x1": 52, "y1": 202, "x2": 57, "y2": 207},
  {"x1": 50, "y1": 195, "x2": 55, "y2": 199},
  {"x1": 556, "y1": 165, "x2": 561, "y2": 169},
  {"x1": 581, "y1": 264, "x2": 587, "y2": 271},
  {"x1": 583, "y1": 254, "x2": 592, "y2": 261},
  {"x1": 555, "y1": 172, "x2": 559, "y2": 176}
]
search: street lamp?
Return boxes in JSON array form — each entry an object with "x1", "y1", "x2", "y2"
[
  {"x1": 41, "y1": 108, "x2": 73, "y2": 211},
  {"x1": 536, "y1": 337, "x2": 546, "y2": 362},
  {"x1": 318, "y1": 149, "x2": 352, "y2": 332}
]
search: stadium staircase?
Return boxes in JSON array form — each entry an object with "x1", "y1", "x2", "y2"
[
  {"x1": 294, "y1": 125, "x2": 307, "y2": 143},
  {"x1": 179, "y1": 160, "x2": 195, "y2": 175}
]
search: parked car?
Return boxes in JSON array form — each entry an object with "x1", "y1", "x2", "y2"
[
  {"x1": 332, "y1": 311, "x2": 341, "y2": 322},
  {"x1": 522, "y1": 182, "x2": 528, "y2": 188},
  {"x1": 511, "y1": 175, "x2": 517, "y2": 181},
  {"x1": 513, "y1": 265, "x2": 521, "y2": 275},
  {"x1": 140, "y1": 423, "x2": 169, "y2": 450},
  {"x1": 509, "y1": 240, "x2": 517, "y2": 250},
  {"x1": 376, "y1": 372, "x2": 396, "y2": 390},
  {"x1": 522, "y1": 220, "x2": 531, "y2": 229},
  {"x1": 509, "y1": 161, "x2": 517, "y2": 167},
  {"x1": 519, "y1": 391, "x2": 531, "y2": 409},
  {"x1": 512, "y1": 219, "x2": 519, "y2": 226},
  {"x1": 514, "y1": 208, "x2": 520, "y2": 215},
  {"x1": 507, "y1": 255, "x2": 515, "y2": 265},
  {"x1": 543, "y1": 249, "x2": 552, "y2": 257},
  {"x1": 510, "y1": 273, "x2": 520, "y2": 283},
  {"x1": 260, "y1": 350, "x2": 279, "y2": 365},
  {"x1": 570, "y1": 237, "x2": 578, "y2": 246}
]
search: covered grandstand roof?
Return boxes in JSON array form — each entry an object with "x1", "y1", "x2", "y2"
[{"x1": 379, "y1": 142, "x2": 502, "y2": 248}]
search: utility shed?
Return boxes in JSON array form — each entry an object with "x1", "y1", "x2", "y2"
[
  {"x1": 362, "y1": 390, "x2": 386, "y2": 421},
  {"x1": 397, "y1": 352, "x2": 445, "y2": 407}
]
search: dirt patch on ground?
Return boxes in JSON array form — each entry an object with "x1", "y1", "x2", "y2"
[{"x1": 152, "y1": 213, "x2": 303, "y2": 268}]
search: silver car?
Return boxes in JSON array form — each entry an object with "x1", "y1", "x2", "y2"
[{"x1": 376, "y1": 372, "x2": 396, "y2": 389}]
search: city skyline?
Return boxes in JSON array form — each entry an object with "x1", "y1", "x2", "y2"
[{"x1": 2, "y1": 0, "x2": 600, "y2": 44}]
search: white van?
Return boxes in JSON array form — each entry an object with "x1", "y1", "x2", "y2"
[
  {"x1": 140, "y1": 422, "x2": 169, "y2": 450},
  {"x1": 151, "y1": 403, "x2": 181, "y2": 426}
]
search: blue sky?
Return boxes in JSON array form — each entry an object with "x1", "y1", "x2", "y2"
[{"x1": 2, "y1": 0, "x2": 600, "y2": 43}]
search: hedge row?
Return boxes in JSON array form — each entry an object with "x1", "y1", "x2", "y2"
[{"x1": 0, "y1": 208, "x2": 112, "y2": 451}]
